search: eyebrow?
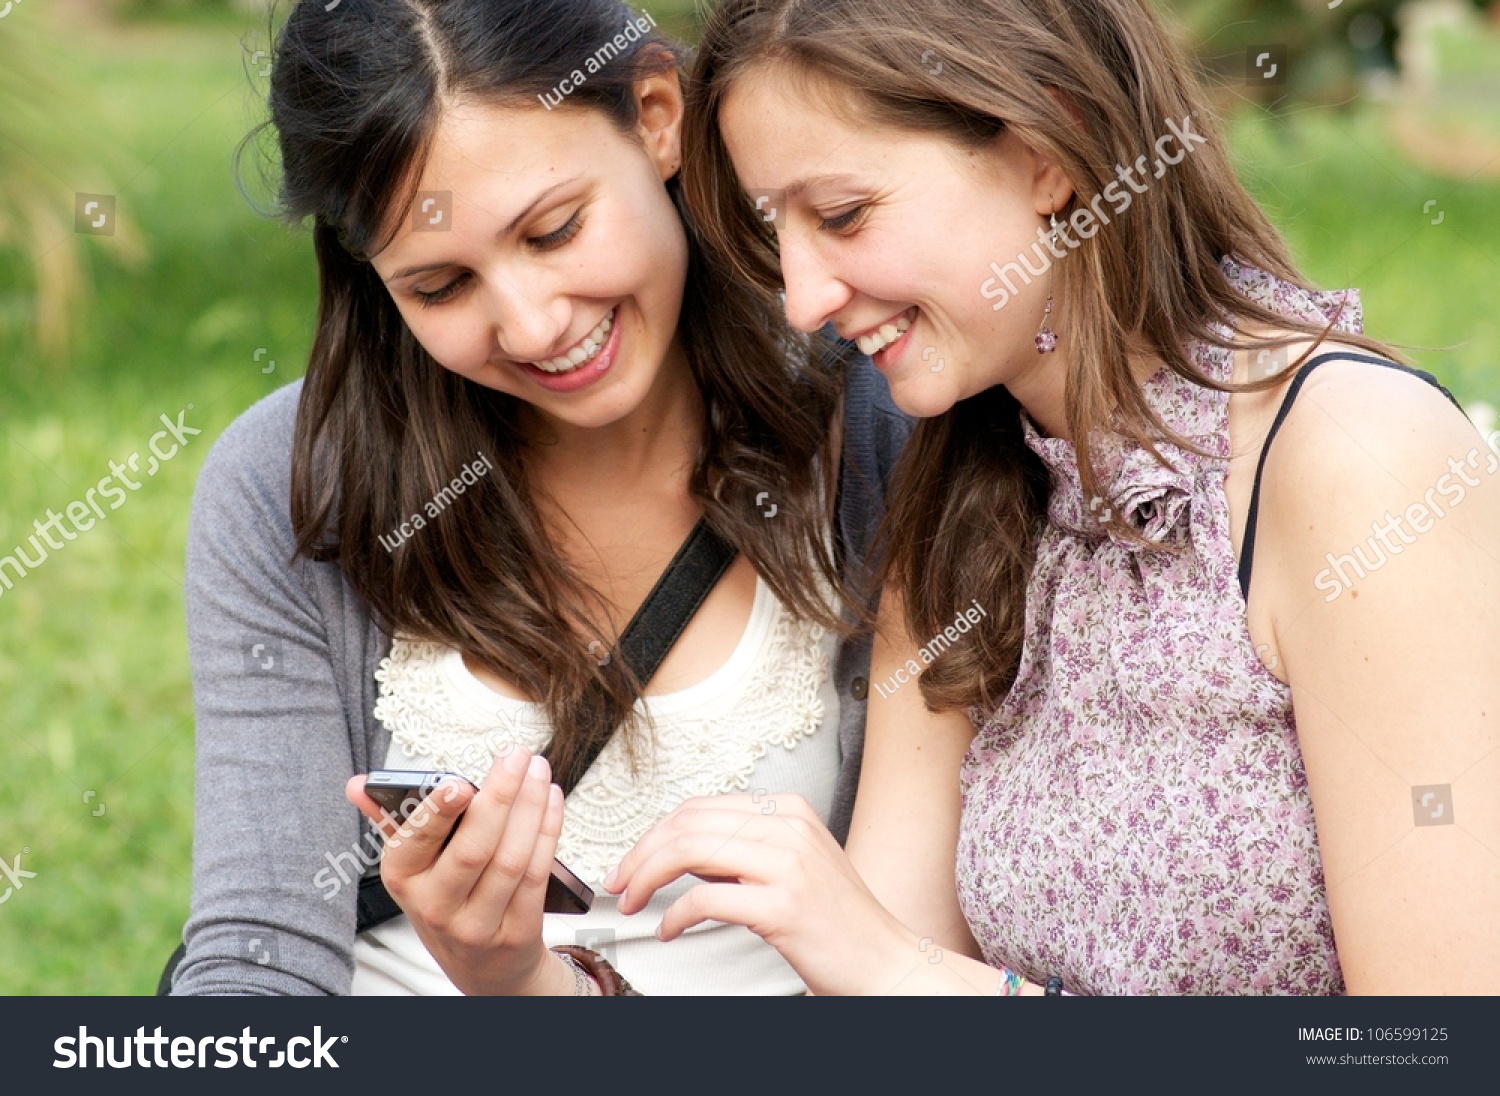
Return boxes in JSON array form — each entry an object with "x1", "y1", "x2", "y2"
[
  {"x1": 387, "y1": 177, "x2": 581, "y2": 281},
  {"x1": 782, "y1": 173, "x2": 864, "y2": 200}
]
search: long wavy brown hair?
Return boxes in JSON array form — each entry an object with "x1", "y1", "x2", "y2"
[
  {"x1": 684, "y1": 0, "x2": 1403, "y2": 715},
  {"x1": 260, "y1": 0, "x2": 847, "y2": 789}
]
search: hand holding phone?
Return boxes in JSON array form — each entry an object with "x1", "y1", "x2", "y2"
[
  {"x1": 345, "y1": 750, "x2": 587, "y2": 995},
  {"x1": 364, "y1": 769, "x2": 592, "y2": 915}
]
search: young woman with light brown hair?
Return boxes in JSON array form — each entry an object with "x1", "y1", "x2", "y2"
[
  {"x1": 606, "y1": 0, "x2": 1500, "y2": 995},
  {"x1": 168, "y1": 0, "x2": 910, "y2": 997}
]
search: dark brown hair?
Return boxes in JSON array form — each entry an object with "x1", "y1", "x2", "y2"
[
  {"x1": 684, "y1": 0, "x2": 1403, "y2": 714},
  {"x1": 261, "y1": 0, "x2": 846, "y2": 788}
]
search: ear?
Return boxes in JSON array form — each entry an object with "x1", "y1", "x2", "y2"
[
  {"x1": 1020, "y1": 134, "x2": 1080, "y2": 218},
  {"x1": 632, "y1": 58, "x2": 685, "y2": 182},
  {"x1": 983, "y1": 127, "x2": 1077, "y2": 221},
  {"x1": 1031, "y1": 87, "x2": 1082, "y2": 217},
  {"x1": 1030, "y1": 153, "x2": 1076, "y2": 219}
]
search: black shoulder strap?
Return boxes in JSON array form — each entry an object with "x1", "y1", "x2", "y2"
[
  {"x1": 355, "y1": 516, "x2": 737, "y2": 934},
  {"x1": 611, "y1": 517, "x2": 739, "y2": 688},
  {"x1": 1237, "y1": 352, "x2": 1465, "y2": 601}
]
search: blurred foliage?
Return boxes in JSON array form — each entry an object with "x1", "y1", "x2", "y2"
[
  {"x1": 1, "y1": 10, "x2": 305, "y2": 993},
  {"x1": 118, "y1": 0, "x2": 258, "y2": 22},
  {"x1": 1161, "y1": 0, "x2": 1494, "y2": 107},
  {"x1": 1387, "y1": 0, "x2": 1500, "y2": 178},
  {"x1": 0, "y1": 4, "x2": 145, "y2": 365},
  {"x1": 0, "y1": 0, "x2": 1496, "y2": 995}
]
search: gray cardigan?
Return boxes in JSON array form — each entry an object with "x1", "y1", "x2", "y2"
[{"x1": 170, "y1": 356, "x2": 910, "y2": 995}]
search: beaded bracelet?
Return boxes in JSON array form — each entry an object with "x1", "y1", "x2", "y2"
[
  {"x1": 997, "y1": 967, "x2": 1026, "y2": 996},
  {"x1": 553, "y1": 949, "x2": 598, "y2": 996},
  {"x1": 551, "y1": 945, "x2": 642, "y2": 996}
]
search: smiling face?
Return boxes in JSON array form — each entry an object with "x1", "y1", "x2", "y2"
[
  {"x1": 719, "y1": 67, "x2": 1074, "y2": 421},
  {"x1": 369, "y1": 85, "x2": 689, "y2": 434}
]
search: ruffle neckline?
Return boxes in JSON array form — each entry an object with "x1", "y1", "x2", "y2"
[{"x1": 1020, "y1": 255, "x2": 1364, "y2": 551}]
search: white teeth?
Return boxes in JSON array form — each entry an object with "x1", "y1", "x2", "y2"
[
  {"x1": 532, "y1": 309, "x2": 616, "y2": 373},
  {"x1": 856, "y1": 310, "x2": 916, "y2": 356}
]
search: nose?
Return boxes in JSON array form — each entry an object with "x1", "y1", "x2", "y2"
[
  {"x1": 483, "y1": 267, "x2": 570, "y2": 361},
  {"x1": 778, "y1": 232, "x2": 853, "y2": 334}
]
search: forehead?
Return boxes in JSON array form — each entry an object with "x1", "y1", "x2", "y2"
[
  {"x1": 720, "y1": 68, "x2": 963, "y2": 198},
  {"x1": 419, "y1": 98, "x2": 617, "y2": 184},
  {"x1": 721, "y1": 66, "x2": 857, "y2": 147},
  {"x1": 370, "y1": 99, "x2": 622, "y2": 263},
  {"x1": 720, "y1": 72, "x2": 872, "y2": 184}
]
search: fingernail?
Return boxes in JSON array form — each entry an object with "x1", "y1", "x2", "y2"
[
  {"x1": 505, "y1": 748, "x2": 529, "y2": 775},
  {"x1": 527, "y1": 754, "x2": 548, "y2": 780},
  {"x1": 603, "y1": 867, "x2": 618, "y2": 891}
]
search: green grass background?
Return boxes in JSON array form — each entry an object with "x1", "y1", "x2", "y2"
[{"x1": 0, "y1": 2, "x2": 1496, "y2": 994}]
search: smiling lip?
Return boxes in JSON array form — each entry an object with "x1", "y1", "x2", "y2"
[
  {"x1": 869, "y1": 323, "x2": 917, "y2": 373},
  {"x1": 849, "y1": 308, "x2": 917, "y2": 371},
  {"x1": 513, "y1": 310, "x2": 622, "y2": 394}
]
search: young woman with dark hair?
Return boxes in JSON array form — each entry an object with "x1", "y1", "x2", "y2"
[
  {"x1": 607, "y1": 0, "x2": 1500, "y2": 995},
  {"x1": 167, "y1": 0, "x2": 908, "y2": 996}
]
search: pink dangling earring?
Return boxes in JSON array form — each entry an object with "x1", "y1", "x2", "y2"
[
  {"x1": 1035, "y1": 214, "x2": 1060, "y2": 354},
  {"x1": 1035, "y1": 295, "x2": 1058, "y2": 354}
]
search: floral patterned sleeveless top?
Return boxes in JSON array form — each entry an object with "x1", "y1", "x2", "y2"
[{"x1": 956, "y1": 257, "x2": 1362, "y2": 995}]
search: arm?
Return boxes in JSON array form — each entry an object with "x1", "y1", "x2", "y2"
[
  {"x1": 1256, "y1": 362, "x2": 1500, "y2": 993},
  {"x1": 172, "y1": 386, "x2": 365, "y2": 995},
  {"x1": 844, "y1": 583, "x2": 982, "y2": 959},
  {"x1": 605, "y1": 783, "x2": 1036, "y2": 994},
  {"x1": 605, "y1": 582, "x2": 1047, "y2": 994}
]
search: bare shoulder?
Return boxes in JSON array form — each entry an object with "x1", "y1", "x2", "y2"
[
  {"x1": 1229, "y1": 329, "x2": 1497, "y2": 600},
  {"x1": 1262, "y1": 346, "x2": 1479, "y2": 504},
  {"x1": 1248, "y1": 337, "x2": 1500, "y2": 608},
  {"x1": 1226, "y1": 335, "x2": 1371, "y2": 459}
]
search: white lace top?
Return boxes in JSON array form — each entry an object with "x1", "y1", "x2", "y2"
[{"x1": 351, "y1": 575, "x2": 841, "y2": 996}]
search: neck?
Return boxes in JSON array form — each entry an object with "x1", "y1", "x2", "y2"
[
  {"x1": 1004, "y1": 338, "x2": 1166, "y2": 442},
  {"x1": 1004, "y1": 347, "x2": 1072, "y2": 440},
  {"x1": 520, "y1": 337, "x2": 702, "y2": 500}
]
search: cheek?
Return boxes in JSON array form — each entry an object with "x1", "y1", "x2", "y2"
[
  {"x1": 950, "y1": 222, "x2": 1052, "y2": 350},
  {"x1": 399, "y1": 305, "x2": 497, "y2": 377},
  {"x1": 598, "y1": 190, "x2": 688, "y2": 296}
]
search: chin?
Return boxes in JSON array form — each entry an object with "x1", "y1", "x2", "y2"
[
  {"x1": 554, "y1": 377, "x2": 657, "y2": 429},
  {"x1": 887, "y1": 373, "x2": 965, "y2": 421}
]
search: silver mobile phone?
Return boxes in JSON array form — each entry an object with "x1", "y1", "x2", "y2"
[{"x1": 364, "y1": 769, "x2": 592, "y2": 914}]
